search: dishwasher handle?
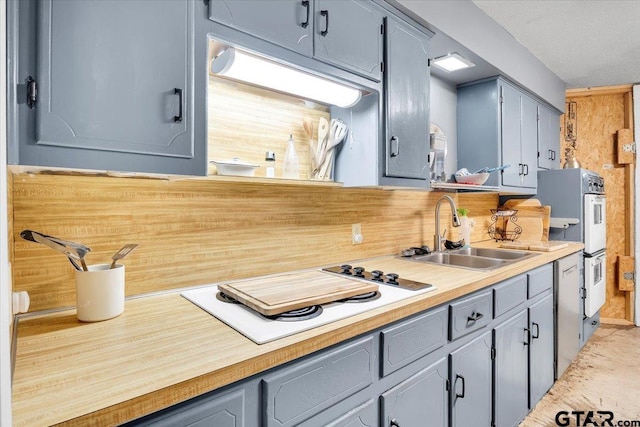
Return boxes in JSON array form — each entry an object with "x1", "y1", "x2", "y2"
[{"x1": 562, "y1": 264, "x2": 578, "y2": 277}]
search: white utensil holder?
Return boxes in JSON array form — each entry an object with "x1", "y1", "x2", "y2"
[{"x1": 75, "y1": 264, "x2": 125, "y2": 322}]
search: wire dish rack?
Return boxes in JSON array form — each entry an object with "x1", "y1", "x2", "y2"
[{"x1": 488, "y1": 209, "x2": 522, "y2": 241}]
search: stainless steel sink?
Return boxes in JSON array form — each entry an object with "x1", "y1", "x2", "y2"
[
  {"x1": 404, "y1": 247, "x2": 538, "y2": 271},
  {"x1": 451, "y1": 247, "x2": 532, "y2": 260}
]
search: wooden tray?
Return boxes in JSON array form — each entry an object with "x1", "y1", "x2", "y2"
[{"x1": 218, "y1": 270, "x2": 378, "y2": 316}]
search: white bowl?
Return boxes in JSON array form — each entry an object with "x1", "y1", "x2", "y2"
[
  {"x1": 454, "y1": 172, "x2": 490, "y2": 185},
  {"x1": 211, "y1": 158, "x2": 260, "y2": 177}
]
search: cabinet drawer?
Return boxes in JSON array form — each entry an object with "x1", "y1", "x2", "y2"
[
  {"x1": 380, "y1": 307, "x2": 447, "y2": 377},
  {"x1": 449, "y1": 291, "x2": 492, "y2": 341},
  {"x1": 528, "y1": 263, "x2": 553, "y2": 298},
  {"x1": 263, "y1": 336, "x2": 374, "y2": 427},
  {"x1": 493, "y1": 275, "x2": 527, "y2": 318}
]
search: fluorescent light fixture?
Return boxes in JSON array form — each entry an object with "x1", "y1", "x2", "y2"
[
  {"x1": 432, "y1": 52, "x2": 475, "y2": 73},
  {"x1": 211, "y1": 48, "x2": 362, "y2": 108}
]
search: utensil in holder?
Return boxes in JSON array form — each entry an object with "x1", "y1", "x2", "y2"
[{"x1": 488, "y1": 209, "x2": 522, "y2": 241}]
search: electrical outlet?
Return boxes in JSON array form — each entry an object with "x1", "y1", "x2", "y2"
[{"x1": 352, "y1": 223, "x2": 363, "y2": 245}]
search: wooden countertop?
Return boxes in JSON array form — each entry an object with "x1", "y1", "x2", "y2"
[{"x1": 12, "y1": 242, "x2": 583, "y2": 426}]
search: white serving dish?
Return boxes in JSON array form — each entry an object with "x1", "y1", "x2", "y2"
[
  {"x1": 454, "y1": 172, "x2": 490, "y2": 185},
  {"x1": 211, "y1": 158, "x2": 260, "y2": 177}
]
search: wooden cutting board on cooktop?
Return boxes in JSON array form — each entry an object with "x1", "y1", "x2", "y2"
[{"x1": 218, "y1": 270, "x2": 378, "y2": 316}]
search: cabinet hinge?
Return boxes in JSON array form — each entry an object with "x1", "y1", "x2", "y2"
[
  {"x1": 491, "y1": 347, "x2": 496, "y2": 360},
  {"x1": 624, "y1": 271, "x2": 635, "y2": 280},
  {"x1": 381, "y1": 62, "x2": 385, "y2": 73},
  {"x1": 381, "y1": 22, "x2": 385, "y2": 35},
  {"x1": 623, "y1": 142, "x2": 636, "y2": 154},
  {"x1": 580, "y1": 287, "x2": 587, "y2": 299},
  {"x1": 445, "y1": 378, "x2": 450, "y2": 391},
  {"x1": 26, "y1": 76, "x2": 37, "y2": 109}
]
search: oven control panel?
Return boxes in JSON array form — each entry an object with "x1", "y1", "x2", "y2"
[
  {"x1": 583, "y1": 172, "x2": 605, "y2": 194},
  {"x1": 323, "y1": 265, "x2": 433, "y2": 291}
]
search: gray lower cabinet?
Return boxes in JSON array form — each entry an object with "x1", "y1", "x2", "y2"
[
  {"x1": 449, "y1": 330, "x2": 493, "y2": 427},
  {"x1": 209, "y1": 0, "x2": 382, "y2": 81},
  {"x1": 384, "y1": 14, "x2": 431, "y2": 182},
  {"x1": 493, "y1": 309, "x2": 529, "y2": 427},
  {"x1": 262, "y1": 336, "x2": 374, "y2": 427},
  {"x1": 380, "y1": 357, "x2": 448, "y2": 427},
  {"x1": 123, "y1": 382, "x2": 260, "y2": 427},
  {"x1": 8, "y1": 0, "x2": 205, "y2": 175},
  {"x1": 529, "y1": 294, "x2": 555, "y2": 408}
]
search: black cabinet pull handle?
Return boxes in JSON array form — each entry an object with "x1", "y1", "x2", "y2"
[
  {"x1": 524, "y1": 327, "x2": 531, "y2": 345},
  {"x1": 390, "y1": 419, "x2": 400, "y2": 427},
  {"x1": 320, "y1": 10, "x2": 329, "y2": 36},
  {"x1": 390, "y1": 136, "x2": 399, "y2": 157},
  {"x1": 455, "y1": 374, "x2": 466, "y2": 398},
  {"x1": 518, "y1": 163, "x2": 523, "y2": 175},
  {"x1": 301, "y1": 0, "x2": 310, "y2": 28},
  {"x1": 552, "y1": 150, "x2": 556, "y2": 160},
  {"x1": 467, "y1": 312, "x2": 483, "y2": 322},
  {"x1": 174, "y1": 88, "x2": 183, "y2": 123},
  {"x1": 532, "y1": 322, "x2": 540, "y2": 339},
  {"x1": 524, "y1": 163, "x2": 529, "y2": 176},
  {"x1": 548, "y1": 149, "x2": 554, "y2": 160}
]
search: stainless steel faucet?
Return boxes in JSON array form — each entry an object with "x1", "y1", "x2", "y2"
[{"x1": 434, "y1": 195, "x2": 462, "y2": 251}]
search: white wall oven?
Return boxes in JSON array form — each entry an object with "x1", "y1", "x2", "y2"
[{"x1": 537, "y1": 168, "x2": 607, "y2": 319}]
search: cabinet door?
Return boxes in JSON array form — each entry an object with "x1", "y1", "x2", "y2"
[
  {"x1": 385, "y1": 16, "x2": 430, "y2": 180},
  {"x1": 381, "y1": 357, "x2": 447, "y2": 427},
  {"x1": 538, "y1": 104, "x2": 561, "y2": 170},
  {"x1": 314, "y1": 0, "x2": 382, "y2": 80},
  {"x1": 494, "y1": 310, "x2": 529, "y2": 427},
  {"x1": 520, "y1": 95, "x2": 538, "y2": 188},
  {"x1": 209, "y1": 0, "x2": 313, "y2": 56},
  {"x1": 127, "y1": 388, "x2": 247, "y2": 427},
  {"x1": 450, "y1": 331, "x2": 492, "y2": 427},
  {"x1": 529, "y1": 294, "x2": 554, "y2": 407},
  {"x1": 500, "y1": 83, "x2": 523, "y2": 187},
  {"x1": 37, "y1": 0, "x2": 194, "y2": 159}
]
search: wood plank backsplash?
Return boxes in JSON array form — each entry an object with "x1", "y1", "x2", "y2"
[{"x1": 10, "y1": 172, "x2": 498, "y2": 312}]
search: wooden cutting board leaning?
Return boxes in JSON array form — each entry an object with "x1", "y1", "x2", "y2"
[
  {"x1": 499, "y1": 199, "x2": 568, "y2": 251},
  {"x1": 502, "y1": 199, "x2": 550, "y2": 241},
  {"x1": 218, "y1": 270, "x2": 378, "y2": 316}
]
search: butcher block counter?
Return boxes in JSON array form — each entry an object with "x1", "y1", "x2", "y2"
[{"x1": 11, "y1": 242, "x2": 583, "y2": 426}]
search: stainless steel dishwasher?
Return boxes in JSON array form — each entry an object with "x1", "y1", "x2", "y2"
[{"x1": 555, "y1": 252, "x2": 581, "y2": 379}]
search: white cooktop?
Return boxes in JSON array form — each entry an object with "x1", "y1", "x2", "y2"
[{"x1": 182, "y1": 280, "x2": 436, "y2": 344}]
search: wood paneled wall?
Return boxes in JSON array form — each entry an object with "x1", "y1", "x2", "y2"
[
  {"x1": 11, "y1": 172, "x2": 499, "y2": 312},
  {"x1": 561, "y1": 86, "x2": 633, "y2": 321}
]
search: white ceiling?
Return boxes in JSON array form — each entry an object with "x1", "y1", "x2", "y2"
[{"x1": 472, "y1": 0, "x2": 640, "y2": 89}]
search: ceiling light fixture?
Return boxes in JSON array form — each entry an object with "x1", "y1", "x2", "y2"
[
  {"x1": 211, "y1": 47, "x2": 362, "y2": 108},
  {"x1": 432, "y1": 52, "x2": 476, "y2": 73}
]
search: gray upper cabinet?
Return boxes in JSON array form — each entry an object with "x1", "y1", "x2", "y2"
[
  {"x1": 9, "y1": 0, "x2": 205, "y2": 175},
  {"x1": 381, "y1": 357, "x2": 448, "y2": 427},
  {"x1": 209, "y1": 0, "x2": 382, "y2": 81},
  {"x1": 314, "y1": 0, "x2": 382, "y2": 81},
  {"x1": 37, "y1": 0, "x2": 194, "y2": 159},
  {"x1": 537, "y1": 104, "x2": 561, "y2": 170},
  {"x1": 209, "y1": 0, "x2": 313, "y2": 56},
  {"x1": 458, "y1": 77, "x2": 556, "y2": 193},
  {"x1": 384, "y1": 14, "x2": 431, "y2": 181}
]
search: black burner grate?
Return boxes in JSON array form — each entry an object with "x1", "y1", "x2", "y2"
[
  {"x1": 264, "y1": 305, "x2": 323, "y2": 322},
  {"x1": 338, "y1": 291, "x2": 381, "y2": 303}
]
